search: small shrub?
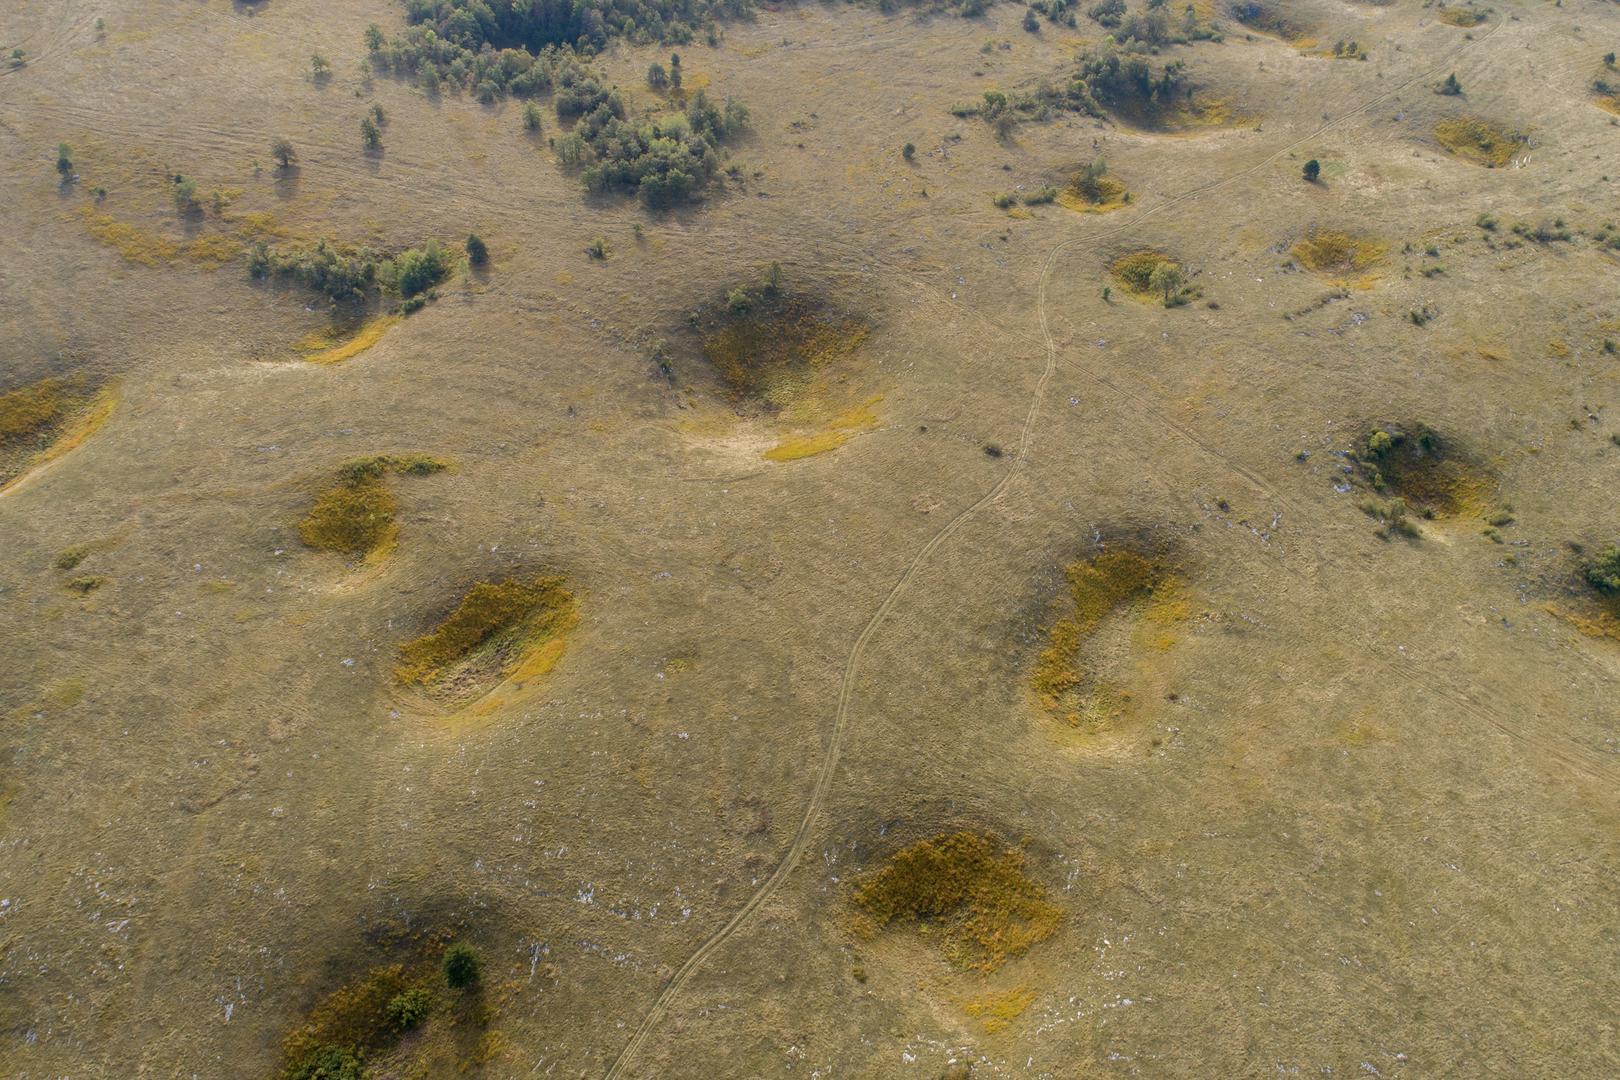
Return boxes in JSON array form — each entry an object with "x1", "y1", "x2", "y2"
[
  {"x1": 992, "y1": 191, "x2": 1016, "y2": 209},
  {"x1": 647, "y1": 62, "x2": 669, "y2": 89},
  {"x1": 370, "y1": 103, "x2": 387, "y2": 127},
  {"x1": 271, "y1": 137, "x2": 296, "y2": 169},
  {"x1": 1437, "y1": 72, "x2": 1462, "y2": 96},
  {"x1": 465, "y1": 233, "x2": 488, "y2": 266},
  {"x1": 443, "y1": 943, "x2": 481, "y2": 990},
  {"x1": 386, "y1": 987, "x2": 433, "y2": 1030},
  {"x1": 1022, "y1": 186, "x2": 1058, "y2": 205},
  {"x1": 311, "y1": 53, "x2": 332, "y2": 81},
  {"x1": 1302, "y1": 158, "x2": 1320, "y2": 183},
  {"x1": 586, "y1": 236, "x2": 607, "y2": 260},
  {"x1": 902, "y1": 142, "x2": 916, "y2": 160},
  {"x1": 173, "y1": 176, "x2": 199, "y2": 213},
  {"x1": 522, "y1": 102, "x2": 543, "y2": 132},
  {"x1": 56, "y1": 143, "x2": 73, "y2": 178},
  {"x1": 1585, "y1": 545, "x2": 1620, "y2": 595},
  {"x1": 287, "y1": 1045, "x2": 362, "y2": 1080},
  {"x1": 360, "y1": 115, "x2": 382, "y2": 151}
]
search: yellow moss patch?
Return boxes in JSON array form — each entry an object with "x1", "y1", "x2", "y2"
[
  {"x1": 78, "y1": 208, "x2": 180, "y2": 267},
  {"x1": 301, "y1": 314, "x2": 402, "y2": 365},
  {"x1": 962, "y1": 985, "x2": 1037, "y2": 1033},
  {"x1": 1110, "y1": 250, "x2": 1179, "y2": 297},
  {"x1": 1550, "y1": 603, "x2": 1620, "y2": 642},
  {"x1": 1597, "y1": 95, "x2": 1620, "y2": 117},
  {"x1": 299, "y1": 476, "x2": 399, "y2": 558},
  {"x1": 0, "y1": 377, "x2": 117, "y2": 494},
  {"x1": 853, "y1": 832, "x2": 1061, "y2": 973},
  {"x1": 1434, "y1": 118, "x2": 1525, "y2": 168},
  {"x1": 701, "y1": 295, "x2": 869, "y2": 411},
  {"x1": 298, "y1": 455, "x2": 446, "y2": 561},
  {"x1": 1033, "y1": 550, "x2": 1180, "y2": 729},
  {"x1": 1291, "y1": 229, "x2": 1387, "y2": 279},
  {"x1": 396, "y1": 575, "x2": 577, "y2": 699},
  {"x1": 1436, "y1": 5, "x2": 1487, "y2": 27},
  {"x1": 763, "y1": 398, "x2": 880, "y2": 461},
  {"x1": 1058, "y1": 175, "x2": 1129, "y2": 214}
]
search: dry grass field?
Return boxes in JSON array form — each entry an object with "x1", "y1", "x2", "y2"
[{"x1": 3, "y1": 0, "x2": 1620, "y2": 1077}]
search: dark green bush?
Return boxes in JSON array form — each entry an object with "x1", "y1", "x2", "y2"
[
  {"x1": 286, "y1": 1045, "x2": 362, "y2": 1080},
  {"x1": 466, "y1": 233, "x2": 489, "y2": 265},
  {"x1": 442, "y1": 943, "x2": 482, "y2": 989},
  {"x1": 1585, "y1": 545, "x2": 1620, "y2": 595},
  {"x1": 386, "y1": 987, "x2": 433, "y2": 1030}
]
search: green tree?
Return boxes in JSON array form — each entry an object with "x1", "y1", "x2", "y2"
[
  {"x1": 370, "y1": 103, "x2": 387, "y2": 126},
  {"x1": 647, "y1": 62, "x2": 669, "y2": 90},
  {"x1": 56, "y1": 143, "x2": 72, "y2": 178},
  {"x1": 902, "y1": 142, "x2": 916, "y2": 160},
  {"x1": 1302, "y1": 158, "x2": 1321, "y2": 183},
  {"x1": 1438, "y1": 72, "x2": 1462, "y2": 95},
  {"x1": 361, "y1": 115, "x2": 382, "y2": 151},
  {"x1": 364, "y1": 24, "x2": 385, "y2": 52},
  {"x1": 442, "y1": 943, "x2": 482, "y2": 989},
  {"x1": 311, "y1": 53, "x2": 332, "y2": 81},
  {"x1": 271, "y1": 137, "x2": 296, "y2": 169},
  {"x1": 465, "y1": 233, "x2": 488, "y2": 266},
  {"x1": 1149, "y1": 262, "x2": 1185, "y2": 303},
  {"x1": 522, "y1": 102, "x2": 543, "y2": 132}
]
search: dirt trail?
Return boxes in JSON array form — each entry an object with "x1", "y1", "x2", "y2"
[{"x1": 603, "y1": 21, "x2": 1508, "y2": 1079}]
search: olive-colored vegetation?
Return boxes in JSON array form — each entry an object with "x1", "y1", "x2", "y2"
[
  {"x1": 852, "y1": 831, "x2": 1062, "y2": 973},
  {"x1": 1290, "y1": 229, "x2": 1387, "y2": 280},
  {"x1": 1032, "y1": 549, "x2": 1181, "y2": 728},
  {"x1": 395, "y1": 575, "x2": 578, "y2": 697},
  {"x1": 1349, "y1": 424, "x2": 1491, "y2": 526},
  {"x1": 249, "y1": 238, "x2": 456, "y2": 307},
  {"x1": 1433, "y1": 117, "x2": 1526, "y2": 168},
  {"x1": 0, "y1": 375, "x2": 114, "y2": 492},
  {"x1": 1059, "y1": 158, "x2": 1129, "y2": 212},
  {"x1": 1435, "y1": 4, "x2": 1488, "y2": 28},
  {"x1": 298, "y1": 455, "x2": 447, "y2": 560},
  {"x1": 275, "y1": 937, "x2": 492, "y2": 1080},
  {"x1": 1110, "y1": 250, "x2": 1193, "y2": 305},
  {"x1": 1227, "y1": 0, "x2": 1308, "y2": 42},
  {"x1": 696, "y1": 282, "x2": 868, "y2": 411},
  {"x1": 566, "y1": 85, "x2": 749, "y2": 207}
]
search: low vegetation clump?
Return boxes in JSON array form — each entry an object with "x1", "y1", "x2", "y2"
[
  {"x1": 1435, "y1": 4, "x2": 1487, "y2": 27},
  {"x1": 0, "y1": 374, "x2": 114, "y2": 492},
  {"x1": 1110, "y1": 250, "x2": 1194, "y2": 305},
  {"x1": 1433, "y1": 117, "x2": 1526, "y2": 168},
  {"x1": 298, "y1": 455, "x2": 447, "y2": 560},
  {"x1": 1350, "y1": 424, "x2": 1488, "y2": 519},
  {"x1": 852, "y1": 831, "x2": 1062, "y2": 972},
  {"x1": 1592, "y1": 75, "x2": 1620, "y2": 116},
  {"x1": 395, "y1": 574, "x2": 578, "y2": 696},
  {"x1": 279, "y1": 965, "x2": 416, "y2": 1078},
  {"x1": 1032, "y1": 549, "x2": 1180, "y2": 727},
  {"x1": 249, "y1": 237, "x2": 455, "y2": 307},
  {"x1": 1227, "y1": 0, "x2": 1309, "y2": 42},
  {"x1": 1059, "y1": 158, "x2": 1129, "y2": 212},
  {"x1": 1290, "y1": 229, "x2": 1387, "y2": 279},
  {"x1": 697, "y1": 282, "x2": 868, "y2": 411}
]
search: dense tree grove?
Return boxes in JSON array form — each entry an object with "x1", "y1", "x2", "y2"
[
  {"x1": 563, "y1": 87, "x2": 748, "y2": 207},
  {"x1": 248, "y1": 238, "x2": 455, "y2": 304}
]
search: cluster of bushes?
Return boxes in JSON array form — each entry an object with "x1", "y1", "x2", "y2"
[
  {"x1": 956, "y1": 41, "x2": 1193, "y2": 134},
  {"x1": 249, "y1": 238, "x2": 455, "y2": 306},
  {"x1": 559, "y1": 86, "x2": 748, "y2": 206},
  {"x1": 369, "y1": 0, "x2": 742, "y2": 96}
]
